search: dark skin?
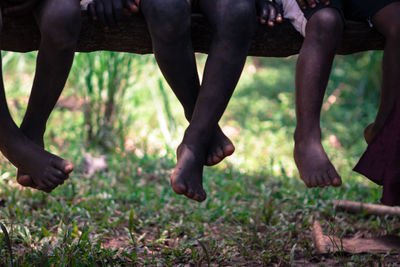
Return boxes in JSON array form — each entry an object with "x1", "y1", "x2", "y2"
[
  {"x1": 294, "y1": 5, "x2": 344, "y2": 189},
  {"x1": 363, "y1": 2, "x2": 400, "y2": 145},
  {"x1": 5, "y1": 0, "x2": 82, "y2": 192},
  {"x1": 293, "y1": 0, "x2": 400, "y2": 188},
  {"x1": 88, "y1": 0, "x2": 140, "y2": 27},
  {"x1": 143, "y1": 0, "x2": 283, "y2": 202},
  {"x1": 88, "y1": 0, "x2": 238, "y2": 167},
  {"x1": 143, "y1": 0, "x2": 258, "y2": 202},
  {"x1": 91, "y1": 0, "x2": 281, "y2": 201}
]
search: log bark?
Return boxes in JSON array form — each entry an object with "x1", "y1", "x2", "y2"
[
  {"x1": 1, "y1": 11, "x2": 385, "y2": 57},
  {"x1": 332, "y1": 200, "x2": 400, "y2": 217}
]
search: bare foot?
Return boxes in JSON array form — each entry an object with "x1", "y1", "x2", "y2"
[
  {"x1": 294, "y1": 139, "x2": 342, "y2": 188},
  {"x1": 3, "y1": 129, "x2": 73, "y2": 193},
  {"x1": 16, "y1": 128, "x2": 44, "y2": 189},
  {"x1": 205, "y1": 126, "x2": 235, "y2": 166},
  {"x1": 171, "y1": 143, "x2": 206, "y2": 202}
]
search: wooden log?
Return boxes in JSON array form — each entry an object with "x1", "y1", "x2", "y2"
[
  {"x1": 332, "y1": 200, "x2": 400, "y2": 217},
  {"x1": 1, "y1": 11, "x2": 385, "y2": 57}
]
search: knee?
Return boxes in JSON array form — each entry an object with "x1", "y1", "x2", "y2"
[
  {"x1": 142, "y1": 0, "x2": 191, "y2": 42},
  {"x1": 307, "y1": 9, "x2": 343, "y2": 43},
  {"x1": 40, "y1": 4, "x2": 81, "y2": 50},
  {"x1": 216, "y1": 0, "x2": 257, "y2": 39},
  {"x1": 383, "y1": 22, "x2": 400, "y2": 42}
]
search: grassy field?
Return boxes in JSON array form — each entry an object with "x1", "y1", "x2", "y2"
[{"x1": 0, "y1": 51, "x2": 399, "y2": 266}]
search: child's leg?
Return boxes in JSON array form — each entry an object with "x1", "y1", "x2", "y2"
[
  {"x1": 0, "y1": 24, "x2": 73, "y2": 192},
  {"x1": 294, "y1": 8, "x2": 343, "y2": 188},
  {"x1": 16, "y1": 0, "x2": 81, "y2": 187},
  {"x1": 170, "y1": 0, "x2": 257, "y2": 201},
  {"x1": 141, "y1": 0, "x2": 235, "y2": 167},
  {"x1": 364, "y1": 2, "x2": 400, "y2": 143}
]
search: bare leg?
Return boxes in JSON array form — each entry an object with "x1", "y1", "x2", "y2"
[
  {"x1": 293, "y1": 8, "x2": 343, "y2": 188},
  {"x1": 364, "y1": 2, "x2": 400, "y2": 144},
  {"x1": 0, "y1": 20, "x2": 73, "y2": 192},
  {"x1": 170, "y1": 0, "x2": 257, "y2": 201},
  {"x1": 16, "y1": 0, "x2": 81, "y2": 187},
  {"x1": 141, "y1": 0, "x2": 235, "y2": 167}
]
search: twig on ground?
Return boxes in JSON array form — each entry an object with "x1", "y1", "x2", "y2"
[{"x1": 312, "y1": 220, "x2": 400, "y2": 254}]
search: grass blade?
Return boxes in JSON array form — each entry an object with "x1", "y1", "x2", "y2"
[{"x1": 0, "y1": 222, "x2": 13, "y2": 267}]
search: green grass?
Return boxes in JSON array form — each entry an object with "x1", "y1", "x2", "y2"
[{"x1": 1, "y1": 51, "x2": 399, "y2": 266}]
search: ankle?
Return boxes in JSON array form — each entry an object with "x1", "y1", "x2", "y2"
[
  {"x1": 183, "y1": 127, "x2": 210, "y2": 147},
  {"x1": 20, "y1": 123, "x2": 45, "y2": 139},
  {"x1": 294, "y1": 128, "x2": 321, "y2": 144}
]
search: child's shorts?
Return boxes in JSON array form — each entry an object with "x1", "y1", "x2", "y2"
[{"x1": 282, "y1": 0, "x2": 399, "y2": 37}]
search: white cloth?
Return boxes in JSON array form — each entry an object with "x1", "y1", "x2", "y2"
[{"x1": 281, "y1": 0, "x2": 308, "y2": 36}]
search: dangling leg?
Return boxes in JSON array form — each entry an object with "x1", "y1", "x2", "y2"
[
  {"x1": 141, "y1": 0, "x2": 235, "y2": 167},
  {"x1": 0, "y1": 19, "x2": 73, "y2": 192},
  {"x1": 16, "y1": 0, "x2": 81, "y2": 187},
  {"x1": 364, "y1": 2, "x2": 400, "y2": 143},
  {"x1": 293, "y1": 8, "x2": 343, "y2": 188},
  {"x1": 170, "y1": 0, "x2": 257, "y2": 201}
]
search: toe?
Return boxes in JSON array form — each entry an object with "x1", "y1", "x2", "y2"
[
  {"x1": 51, "y1": 167, "x2": 68, "y2": 180},
  {"x1": 322, "y1": 172, "x2": 331, "y2": 187},
  {"x1": 318, "y1": 174, "x2": 329, "y2": 188},
  {"x1": 206, "y1": 155, "x2": 213, "y2": 166},
  {"x1": 310, "y1": 175, "x2": 318, "y2": 188},
  {"x1": 332, "y1": 177, "x2": 342, "y2": 187},
  {"x1": 223, "y1": 144, "x2": 235, "y2": 156},
  {"x1": 37, "y1": 185, "x2": 53, "y2": 193},
  {"x1": 51, "y1": 158, "x2": 74, "y2": 174},
  {"x1": 193, "y1": 190, "x2": 206, "y2": 202},
  {"x1": 17, "y1": 174, "x2": 35, "y2": 187},
  {"x1": 215, "y1": 146, "x2": 224, "y2": 158},
  {"x1": 186, "y1": 189, "x2": 195, "y2": 199},
  {"x1": 63, "y1": 162, "x2": 74, "y2": 174},
  {"x1": 212, "y1": 154, "x2": 222, "y2": 164},
  {"x1": 328, "y1": 169, "x2": 342, "y2": 187},
  {"x1": 317, "y1": 175, "x2": 326, "y2": 188}
]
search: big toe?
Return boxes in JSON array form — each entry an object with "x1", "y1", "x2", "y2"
[
  {"x1": 223, "y1": 144, "x2": 235, "y2": 156},
  {"x1": 193, "y1": 190, "x2": 206, "y2": 202},
  {"x1": 52, "y1": 158, "x2": 74, "y2": 174},
  {"x1": 332, "y1": 177, "x2": 342, "y2": 187},
  {"x1": 63, "y1": 162, "x2": 74, "y2": 174},
  {"x1": 328, "y1": 169, "x2": 342, "y2": 187}
]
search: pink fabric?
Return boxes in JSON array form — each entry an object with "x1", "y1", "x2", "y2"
[{"x1": 354, "y1": 101, "x2": 400, "y2": 206}]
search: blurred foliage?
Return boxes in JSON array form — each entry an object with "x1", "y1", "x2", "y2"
[{"x1": 69, "y1": 52, "x2": 137, "y2": 150}]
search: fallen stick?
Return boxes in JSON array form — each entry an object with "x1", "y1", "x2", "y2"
[
  {"x1": 312, "y1": 221, "x2": 400, "y2": 254},
  {"x1": 312, "y1": 221, "x2": 330, "y2": 254},
  {"x1": 332, "y1": 200, "x2": 400, "y2": 217}
]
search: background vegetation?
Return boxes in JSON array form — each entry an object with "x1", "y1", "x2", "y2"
[{"x1": 0, "y1": 50, "x2": 399, "y2": 266}]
